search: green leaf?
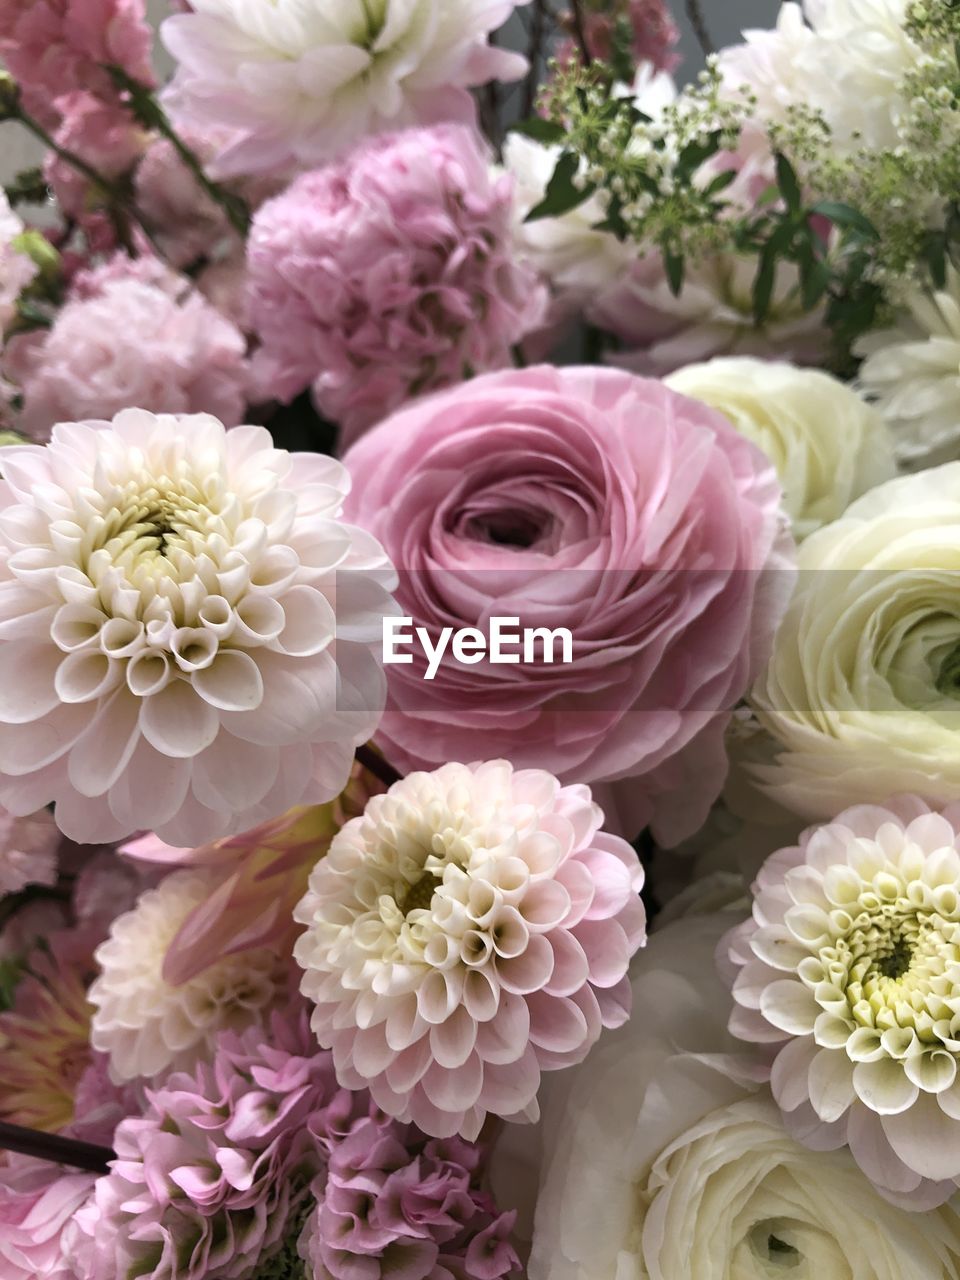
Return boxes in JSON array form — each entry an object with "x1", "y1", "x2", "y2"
[
  {"x1": 810, "y1": 201, "x2": 881, "y2": 241},
  {"x1": 510, "y1": 117, "x2": 566, "y2": 145},
  {"x1": 592, "y1": 193, "x2": 629, "y2": 239},
  {"x1": 525, "y1": 151, "x2": 596, "y2": 222},
  {"x1": 664, "y1": 248, "x2": 685, "y2": 296},
  {"x1": 775, "y1": 153, "x2": 802, "y2": 214},
  {"x1": 800, "y1": 257, "x2": 832, "y2": 310},
  {"x1": 753, "y1": 245, "x2": 778, "y2": 325},
  {"x1": 923, "y1": 231, "x2": 948, "y2": 289},
  {"x1": 676, "y1": 131, "x2": 722, "y2": 181},
  {"x1": 703, "y1": 168, "x2": 738, "y2": 198}
]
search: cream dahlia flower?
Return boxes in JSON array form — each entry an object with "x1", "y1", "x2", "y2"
[
  {"x1": 161, "y1": 0, "x2": 528, "y2": 177},
  {"x1": 666, "y1": 357, "x2": 895, "y2": 539},
  {"x1": 857, "y1": 265, "x2": 960, "y2": 467},
  {"x1": 89, "y1": 868, "x2": 289, "y2": 1081},
  {"x1": 750, "y1": 464, "x2": 960, "y2": 819},
  {"x1": 726, "y1": 798, "x2": 960, "y2": 1207},
  {"x1": 0, "y1": 411, "x2": 396, "y2": 845},
  {"x1": 490, "y1": 914, "x2": 960, "y2": 1278},
  {"x1": 294, "y1": 760, "x2": 646, "y2": 1140}
]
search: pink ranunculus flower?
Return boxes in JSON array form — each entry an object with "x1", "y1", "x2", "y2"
[
  {"x1": 294, "y1": 760, "x2": 646, "y2": 1140},
  {"x1": 0, "y1": 1157, "x2": 95, "y2": 1280},
  {"x1": 4, "y1": 253, "x2": 250, "y2": 437},
  {"x1": 343, "y1": 366, "x2": 792, "y2": 844},
  {"x1": 247, "y1": 125, "x2": 547, "y2": 449},
  {"x1": 0, "y1": 410, "x2": 397, "y2": 846},
  {"x1": 0, "y1": 0, "x2": 155, "y2": 107}
]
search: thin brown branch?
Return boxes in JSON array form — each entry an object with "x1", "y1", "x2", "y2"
[
  {"x1": 523, "y1": 0, "x2": 551, "y2": 116},
  {"x1": 355, "y1": 743, "x2": 403, "y2": 790},
  {"x1": 568, "y1": 0, "x2": 593, "y2": 65},
  {"x1": 686, "y1": 0, "x2": 714, "y2": 56},
  {"x1": 0, "y1": 1121, "x2": 114, "y2": 1173}
]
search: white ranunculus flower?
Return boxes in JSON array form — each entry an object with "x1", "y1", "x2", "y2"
[
  {"x1": 489, "y1": 915, "x2": 960, "y2": 1278},
  {"x1": 161, "y1": 0, "x2": 528, "y2": 176},
  {"x1": 719, "y1": 0, "x2": 920, "y2": 152},
  {"x1": 750, "y1": 464, "x2": 960, "y2": 820},
  {"x1": 856, "y1": 265, "x2": 960, "y2": 467},
  {"x1": 666, "y1": 358, "x2": 896, "y2": 539}
]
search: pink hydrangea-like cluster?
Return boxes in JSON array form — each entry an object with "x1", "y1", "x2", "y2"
[
  {"x1": 72, "y1": 1007, "x2": 342, "y2": 1280},
  {"x1": 44, "y1": 90, "x2": 145, "y2": 220},
  {"x1": 301, "y1": 1117, "x2": 520, "y2": 1280},
  {"x1": 558, "y1": 0, "x2": 680, "y2": 74},
  {"x1": 4, "y1": 254, "x2": 249, "y2": 436},
  {"x1": 247, "y1": 124, "x2": 547, "y2": 446}
]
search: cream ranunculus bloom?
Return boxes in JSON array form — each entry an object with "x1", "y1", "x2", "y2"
[
  {"x1": 666, "y1": 357, "x2": 895, "y2": 540},
  {"x1": 750, "y1": 464, "x2": 960, "y2": 819},
  {"x1": 489, "y1": 915, "x2": 960, "y2": 1279}
]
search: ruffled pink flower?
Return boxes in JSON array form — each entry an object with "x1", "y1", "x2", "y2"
[
  {"x1": 5, "y1": 254, "x2": 250, "y2": 437},
  {"x1": 343, "y1": 365, "x2": 792, "y2": 844},
  {"x1": 300, "y1": 1115, "x2": 520, "y2": 1280},
  {"x1": 0, "y1": 1156, "x2": 95, "y2": 1280},
  {"x1": 71, "y1": 1006, "x2": 345, "y2": 1280},
  {"x1": 295, "y1": 760, "x2": 646, "y2": 1139},
  {"x1": 247, "y1": 125, "x2": 546, "y2": 448},
  {"x1": 0, "y1": 803, "x2": 60, "y2": 899},
  {"x1": 44, "y1": 91, "x2": 145, "y2": 219},
  {"x1": 0, "y1": 0, "x2": 155, "y2": 106}
]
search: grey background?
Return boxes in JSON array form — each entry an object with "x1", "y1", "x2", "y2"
[{"x1": 0, "y1": 1, "x2": 782, "y2": 182}]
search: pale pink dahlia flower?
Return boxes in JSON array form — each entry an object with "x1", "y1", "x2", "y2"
[
  {"x1": 725, "y1": 796, "x2": 960, "y2": 1208},
  {"x1": 247, "y1": 124, "x2": 546, "y2": 447},
  {"x1": 160, "y1": 0, "x2": 528, "y2": 177},
  {"x1": 5, "y1": 255, "x2": 250, "y2": 436},
  {"x1": 0, "y1": 410, "x2": 396, "y2": 845},
  {"x1": 0, "y1": 1156, "x2": 95, "y2": 1280},
  {"x1": 294, "y1": 760, "x2": 646, "y2": 1140}
]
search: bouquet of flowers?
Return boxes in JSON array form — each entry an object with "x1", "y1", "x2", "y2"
[{"x1": 6, "y1": 0, "x2": 960, "y2": 1276}]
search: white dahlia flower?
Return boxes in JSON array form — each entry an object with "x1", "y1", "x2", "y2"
[
  {"x1": 89, "y1": 868, "x2": 289, "y2": 1081},
  {"x1": 857, "y1": 265, "x2": 960, "y2": 467},
  {"x1": 161, "y1": 0, "x2": 528, "y2": 177},
  {"x1": 294, "y1": 760, "x2": 646, "y2": 1140},
  {"x1": 0, "y1": 411, "x2": 396, "y2": 845},
  {"x1": 726, "y1": 798, "x2": 960, "y2": 1207},
  {"x1": 0, "y1": 191, "x2": 37, "y2": 336},
  {"x1": 489, "y1": 914, "x2": 960, "y2": 1278},
  {"x1": 750, "y1": 464, "x2": 960, "y2": 819},
  {"x1": 666, "y1": 357, "x2": 895, "y2": 540}
]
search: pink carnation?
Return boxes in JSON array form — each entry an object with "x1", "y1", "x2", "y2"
[
  {"x1": 0, "y1": 1157, "x2": 95, "y2": 1280},
  {"x1": 0, "y1": 0, "x2": 155, "y2": 106},
  {"x1": 295, "y1": 760, "x2": 646, "y2": 1139},
  {"x1": 343, "y1": 366, "x2": 792, "y2": 844},
  {"x1": 4, "y1": 254, "x2": 249, "y2": 436},
  {"x1": 247, "y1": 125, "x2": 546, "y2": 447}
]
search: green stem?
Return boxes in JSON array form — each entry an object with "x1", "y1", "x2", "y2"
[{"x1": 108, "y1": 66, "x2": 251, "y2": 236}]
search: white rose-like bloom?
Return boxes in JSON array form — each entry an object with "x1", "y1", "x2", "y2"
[
  {"x1": 856, "y1": 265, "x2": 960, "y2": 467},
  {"x1": 726, "y1": 798, "x2": 960, "y2": 1208},
  {"x1": 719, "y1": 0, "x2": 919, "y2": 152},
  {"x1": 489, "y1": 915, "x2": 960, "y2": 1278},
  {"x1": 665, "y1": 358, "x2": 895, "y2": 539},
  {"x1": 160, "y1": 0, "x2": 528, "y2": 177},
  {"x1": 0, "y1": 411, "x2": 396, "y2": 846},
  {"x1": 294, "y1": 760, "x2": 646, "y2": 1141},
  {"x1": 750, "y1": 464, "x2": 960, "y2": 819},
  {"x1": 89, "y1": 868, "x2": 288, "y2": 1081}
]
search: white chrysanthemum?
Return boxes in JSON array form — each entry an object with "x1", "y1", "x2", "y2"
[
  {"x1": 856, "y1": 265, "x2": 960, "y2": 466},
  {"x1": 294, "y1": 760, "x2": 646, "y2": 1140},
  {"x1": 666, "y1": 358, "x2": 896, "y2": 539},
  {"x1": 504, "y1": 66, "x2": 675, "y2": 299},
  {"x1": 0, "y1": 410, "x2": 396, "y2": 846},
  {"x1": 160, "y1": 0, "x2": 528, "y2": 176},
  {"x1": 750, "y1": 463, "x2": 960, "y2": 820},
  {"x1": 89, "y1": 868, "x2": 288, "y2": 1081},
  {"x1": 489, "y1": 915, "x2": 960, "y2": 1278},
  {"x1": 719, "y1": 0, "x2": 920, "y2": 152},
  {"x1": 726, "y1": 798, "x2": 960, "y2": 1207},
  {"x1": 0, "y1": 191, "x2": 37, "y2": 336}
]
